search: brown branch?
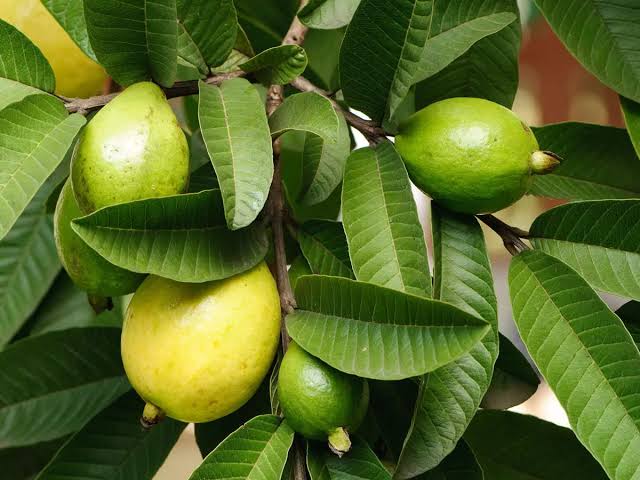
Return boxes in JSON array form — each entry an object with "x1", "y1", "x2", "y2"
[{"x1": 477, "y1": 214, "x2": 530, "y2": 256}]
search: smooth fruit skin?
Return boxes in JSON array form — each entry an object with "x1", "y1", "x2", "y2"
[
  {"x1": 54, "y1": 180, "x2": 144, "y2": 296},
  {"x1": 278, "y1": 343, "x2": 369, "y2": 441},
  {"x1": 121, "y1": 263, "x2": 281, "y2": 423},
  {"x1": 395, "y1": 97, "x2": 540, "y2": 214},
  {"x1": 0, "y1": 0, "x2": 107, "y2": 97},
  {"x1": 71, "y1": 82, "x2": 189, "y2": 213}
]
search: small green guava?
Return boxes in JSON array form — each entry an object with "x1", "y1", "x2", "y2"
[{"x1": 395, "y1": 97, "x2": 559, "y2": 214}]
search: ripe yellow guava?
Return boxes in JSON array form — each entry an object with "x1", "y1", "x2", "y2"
[
  {"x1": 0, "y1": 0, "x2": 108, "y2": 97},
  {"x1": 121, "y1": 263, "x2": 281, "y2": 423},
  {"x1": 395, "y1": 97, "x2": 559, "y2": 214}
]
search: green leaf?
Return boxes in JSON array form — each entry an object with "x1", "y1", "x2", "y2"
[
  {"x1": 190, "y1": 415, "x2": 294, "y2": 480},
  {"x1": 0, "y1": 20, "x2": 55, "y2": 92},
  {"x1": 339, "y1": 0, "x2": 433, "y2": 122},
  {"x1": 0, "y1": 439, "x2": 67, "y2": 480},
  {"x1": 298, "y1": 221, "x2": 353, "y2": 279},
  {"x1": 289, "y1": 256, "x2": 313, "y2": 293},
  {"x1": 303, "y1": 28, "x2": 344, "y2": 92},
  {"x1": 530, "y1": 123, "x2": 640, "y2": 200},
  {"x1": 177, "y1": 0, "x2": 238, "y2": 73},
  {"x1": 240, "y1": 45, "x2": 308, "y2": 85},
  {"x1": 0, "y1": 94, "x2": 85, "y2": 239},
  {"x1": 418, "y1": 440, "x2": 483, "y2": 480},
  {"x1": 72, "y1": 189, "x2": 268, "y2": 283},
  {"x1": 269, "y1": 92, "x2": 339, "y2": 142},
  {"x1": 395, "y1": 205, "x2": 498, "y2": 479},
  {"x1": 481, "y1": 333, "x2": 539, "y2": 410},
  {"x1": 616, "y1": 301, "x2": 640, "y2": 347},
  {"x1": 0, "y1": 78, "x2": 41, "y2": 112},
  {"x1": 529, "y1": 200, "x2": 640, "y2": 300},
  {"x1": 342, "y1": 142, "x2": 431, "y2": 298},
  {"x1": 298, "y1": 0, "x2": 361, "y2": 29},
  {"x1": 0, "y1": 327, "x2": 130, "y2": 447},
  {"x1": 307, "y1": 437, "x2": 391, "y2": 480},
  {"x1": 621, "y1": 96, "x2": 640, "y2": 159},
  {"x1": 84, "y1": 0, "x2": 178, "y2": 87},
  {"x1": 415, "y1": 0, "x2": 520, "y2": 109},
  {"x1": 42, "y1": 0, "x2": 96, "y2": 61},
  {"x1": 37, "y1": 392, "x2": 185, "y2": 479},
  {"x1": 287, "y1": 275, "x2": 490, "y2": 380},
  {"x1": 235, "y1": 0, "x2": 297, "y2": 52},
  {"x1": 199, "y1": 78, "x2": 273, "y2": 230},
  {"x1": 509, "y1": 250, "x2": 640, "y2": 480},
  {"x1": 535, "y1": 0, "x2": 640, "y2": 103},
  {"x1": 466, "y1": 410, "x2": 608, "y2": 479}
]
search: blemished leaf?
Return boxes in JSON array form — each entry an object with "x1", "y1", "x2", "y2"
[
  {"x1": 415, "y1": 0, "x2": 520, "y2": 109},
  {"x1": 339, "y1": 0, "x2": 433, "y2": 122},
  {"x1": 0, "y1": 20, "x2": 55, "y2": 91},
  {"x1": 509, "y1": 250, "x2": 640, "y2": 480},
  {"x1": 0, "y1": 78, "x2": 41, "y2": 112},
  {"x1": 177, "y1": 0, "x2": 238, "y2": 73},
  {"x1": 190, "y1": 415, "x2": 294, "y2": 480},
  {"x1": 465, "y1": 410, "x2": 608, "y2": 479},
  {"x1": 621, "y1": 96, "x2": 640, "y2": 159},
  {"x1": 481, "y1": 333, "x2": 539, "y2": 410},
  {"x1": 307, "y1": 437, "x2": 391, "y2": 480},
  {"x1": 298, "y1": 221, "x2": 353, "y2": 279},
  {"x1": 72, "y1": 189, "x2": 268, "y2": 283},
  {"x1": 418, "y1": 440, "x2": 483, "y2": 480},
  {"x1": 42, "y1": 0, "x2": 96, "y2": 61},
  {"x1": 530, "y1": 123, "x2": 640, "y2": 200},
  {"x1": 269, "y1": 92, "x2": 339, "y2": 142},
  {"x1": 298, "y1": 0, "x2": 361, "y2": 29},
  {"x1": 240, "y1": 45, "x2": 308, "y2": 85},
  {"x1": 0, "y1": 328, "x2": 130, "y2": 447},
  {"x1": 616, "y1": 301, "x2": 640, "y2": 347},
  {"x1": 529, "y1": 200, "x2": 640, "y2": 300},
  {"x1": 0, "y1": 94, "x2": 85, "y2": 239},
  {"x1": 395, "y1": 205, "x2": 498, "y2": 479},
  {"x1": 287, "y1": 275, "x2": 490, "y2": 380},
  {"x1": 37, "y1": 392, "x2": 185, "y2": 480},
  {"x1": 199, "y1": 78, "x2": 273, "y2": 229},
  {"x1": 342, "y1": 142, "x2": 431, "y2": 298},
  {"x1": 84, "y1": 0, "x2": 178, "y2": 87},
  {"x1": 535, "y1": 0, "x2": 640, "y2": 103}
]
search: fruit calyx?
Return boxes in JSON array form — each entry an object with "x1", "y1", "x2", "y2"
[
  {"x1": 141, "y1": 402, "x2": 165, "y2": 429},
  {"x1": 328, "y1": 427, "x2": 351, "y2": 457},
  {"x1": 531, "y1": 151, "x2": 562, "y2": 175}
]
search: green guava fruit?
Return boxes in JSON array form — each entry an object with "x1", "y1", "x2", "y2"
[
  {"x1": 121, "y1": 263, "x2": 281, "y2": 424},
  {"x1": 395, "y1": 97, "x2": 559, "y2": 214},
  {"x1": 278, "y1": 342, "x2": 369, "y2": 455},
  {"x1": 71, "y1": 82, "x2": 189, "y2": 213},
  {"x1": 54, "y1": 180, "x2": 144, "y2": 296}
]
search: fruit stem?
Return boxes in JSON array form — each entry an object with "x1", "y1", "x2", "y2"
[
  {"x1": 531, "y1": 151, "x2": 562, "y2": 175},
  {"x1": 328, "y1": 427, "x2": 352, "y2": 457},
  {"x1": 140, "y1": 402, "x2": 165, "y2": 429}
]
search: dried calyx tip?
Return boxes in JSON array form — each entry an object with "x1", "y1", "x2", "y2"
[
  {"x1": 328, "y1": 427, "x2": 351, "y2": 457},
  {"x1": 531, "y1": 150, "x2": 562, "y2": 175},
  {"x1": 140, "y1": 402, "x2": 165, "y2": 430}
]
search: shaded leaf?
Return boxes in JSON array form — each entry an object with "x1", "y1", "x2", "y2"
[
  {"x1": 616, "y1": 301, "x2": 640, "y2": 347},
  {"x1": 307, "y1": 437, "x2": 391, "y2": 480},
  {"x1": 0, "y1": 438, "x2": 67, "y2": 480},
  {"x1": 298, "y1": 221, "x2": 353, "y2": 279},
  {"x1": 240, "y1": 45, "x2": 307, "y2": 85},
  {"x1": 288, "y1": 256, "x2": 313, "y2": 292},
  {"x1": 303, "y1": 28, "x2": 344, "y2": 92},
  {"x1": 298, "y1": 0, "x2": 361, "y2": 29},
  {"x1": 621, "y1": 96, "x2": 640, "y2": 159},
  {"x1": 269, "y1": 92, "x2": 339, "y2": 142},
  {"x1": 418, "y1": 440, "x2": 483, "y2": 480},
  {"x1": 42, "y1": 0, "x2": 96, "y2": 61},
  {"x1": 235, "y1": 0, "x2": 297, "y2": 52}
]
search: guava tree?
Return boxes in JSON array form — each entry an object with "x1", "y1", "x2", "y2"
[{"x1": 1, "y1": 0, "x2": 640, "y2": 479}]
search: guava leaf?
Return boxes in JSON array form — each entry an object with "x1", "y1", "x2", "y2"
[
  {"x1": 42, "y1": 0, "x2": 97, "y2": 61},
  {"x1": 509, "y1": 250, "x2": 640, "y2": 480},
  {"x1": 529, "y1": 200, "x2": 640, "y2": 300},
  {"x1": 0, "y1": 20, "x2": 55, "y2": 92},
  {"x1": 269, "y1": 92, "x2": 339, "y2": 142},
  {"x1": 37, "y1": 392, "x2": 185, "y2": 480},
  {"x1": 240, "y1": 45, "x2": 308, "y2": 85},
  {"x1": 342, "y1": 142, "x2": 431, "y2": 298},
  {"x1": 307, "y1": 437, "x2": 391, "y2": 480},
  {"x1": 303, "y1": 28, "x2": 344, "y2": 92},
  {"x1": 530, "y1": 123, "x2": 640, "y2": 200},
  {"x1": 189, "y1": 415, "x2": 294, "y2": 480},
  {"x1": 234, "y1": 0, "x2": 298, "y2": 52},
  {"x1": 465, "y1": 410, "x2": 608, "y2": 479},
  {"x1": 287, "y1": 275, "x2": 490, "y2": 380},
  {"x1": 0, "y1": 78, "x2": 41, "y2": 112},
  {"x1": 199, "y1": 78, "x2": 273, "y2": 230},
  {"x1": 0, "y1": 94, "x2": 85, "y2": 239},
  {"x1": 535, "y1": 0, "x2": 640, "y2": 103},
  {"x1": 298, "y1": 0, "x2": 361, "y2": 29},
  {"x1": 616, "y1": 301, "x2": 640, "y2": 347},
  {"x1": 394, "y1": 205, "x2": 498, "y2": 478},
  {"x1": 84, "y1": 0, "x2": 178, "y2": 87},
  {"x1": 72, "y1": 189, "x2": 268, "y2": 283},
  {"x1": 418, "y1": 440, "x2": 483, "y2": 480},
  {"x1": 621, "y1": 96, "x2": 640, "y2": 159},
  {"x1": 298, "y1": 220, "x2": 354, "y2": 279},
  {"x1": 0, "y1": 327, "x2": 130, "y2": 447},
  {"x1": 0, "y1": 438, "x2": 67, "y2": 480}
]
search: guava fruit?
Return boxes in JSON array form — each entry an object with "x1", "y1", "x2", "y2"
[
  {"x1": 54, "y1": 180, "x2": 144, "y2": 296},
  {"x1": 278, "y1": 342, "x2": 369, "y2": 455},
  {"x1": 0, "y1": 0, "x2": 107, "y2": 97},
  {"x1": 71, "y1": 82, "x2": 189, "y2": 213},
  {"x1": 395, "y1": 97, "x2": 559, "y2": 214},
  {"x1": 121, "y1": 262, "x2": 281, "y2": 424}
]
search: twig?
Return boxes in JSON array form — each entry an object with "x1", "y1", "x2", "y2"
[{"x1": 477, "y1": 214, "x2": 530, "y2": 256}]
